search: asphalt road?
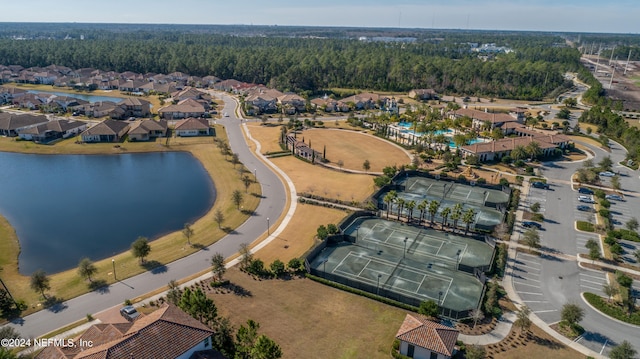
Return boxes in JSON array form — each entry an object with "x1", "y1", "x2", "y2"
[
  {"x1": 3, "y1": 93, "x2": 287, "y2": 339},
  {"x1": 512, "y1": 139, "x2": 640, "y2": 357}
]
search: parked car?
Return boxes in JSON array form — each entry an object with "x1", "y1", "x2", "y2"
[
  {"x1": 120, "y1": 305, "x2": 140, "y2": 321},
  {"x1": 531, "y1": 181, "x2": 549, "y2": 189},
  {"x1": 579, "y1": 195, "x2": 595, "y2": 204},
  {"x1": 605, "y1": 194, "x2": 624, "y2": 201},
  {"x1": 599, "y1": 171, "x2": 616, "y2": 177},
  {"x1": 522, "y1": 221, "x2": 542, "y2": 229},
  {"x1": 578, "y1": 187, "x2": 594, "y2": 195}
]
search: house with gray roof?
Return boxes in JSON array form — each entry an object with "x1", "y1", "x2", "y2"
[
  {"x1": 174, "y1": 118, "x2": 211, "y2": 137},
  {"x1": 0, "y1": 113, "x2": 49, "y2": 137},
  {"x1": 18, "y1": 119, "x2": 87, "y2": 142},
  {"x1": 81, "y1": 120, "x2": 130, "y2": 143},
  {"x1": 128, "y1": 119, "x2": 168, "y2": 141}
]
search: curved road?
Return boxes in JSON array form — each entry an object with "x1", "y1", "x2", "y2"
[{"x1": 3, "y1": 94, "x2": 287, "y2": 339}]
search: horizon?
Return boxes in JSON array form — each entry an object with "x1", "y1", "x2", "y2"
[{"x1": 0, "y1": 0, "x2": 638, "y2": 34}]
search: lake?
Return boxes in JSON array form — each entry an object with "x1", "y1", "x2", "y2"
[
  {"x1": 27, "y1": 90, "x2": 124, "y2": 103},
  {"x1": 0, "y1": 151, "x2": 215, "y2": 274}
]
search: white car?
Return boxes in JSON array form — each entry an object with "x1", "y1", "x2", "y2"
[
  {"x1": 599, "y1": 171, "x2": 615, "y2": 177},
  {"x1": 578, "y1": 195, "x2": 595, "y2": 204}
]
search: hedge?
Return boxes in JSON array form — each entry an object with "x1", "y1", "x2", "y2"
[
  {"x1": 306, "y1": 273, "x2": 418, "y2": 312},
  {"x1": 576, "y1": 221, "x2": 595, "y2": 232},
  {"x1": 583, "y1": 292, "x2": 640, "y2": 325}
]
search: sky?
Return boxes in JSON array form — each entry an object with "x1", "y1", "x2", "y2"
[{"x1": 1, "y1": 0, "x2": 639, "y2": 34}]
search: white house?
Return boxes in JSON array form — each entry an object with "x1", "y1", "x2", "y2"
[
  {"x1": 174, "y1": 117, "x2": 211, "y2": 137},
  {"x1": 395, "y1": 314, "x2": 459, "y2": 359}
]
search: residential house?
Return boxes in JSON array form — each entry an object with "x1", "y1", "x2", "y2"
[
  {"x1": 51, "y1": 96, "x2": 89, "y2": 112},
  {"x1": 460, "y1": 135, "x2": 561, "y2": 162},
  {"x1": 409, "y1": 89, "x2": 438, "y2": 101},
  {"x1": 174, "y1": 118, "x2": 211, "y2": 137},
  {"x1": 0, "y1": 87, "x2": 27, "y2": 104},
  {"x1": 245, "y1": 88, "x2": 282, "y2": 114},
  {"x1": 449, "y1": 108, "x2": 523, "y2": 130},
  {"x1": 0, "y1": 113, "x2": 49, "y2": 137},
  {"x1": 128, "y1": 119, "x2": 168, "y2": 141},
  {"x1": 285, "y1": 134, "x2": 321, "y2": 162},
  {"x1": 277, "y1": 93, "x2": 306, "y2": 114},
  {"x1": 12, "y1": 93, "x2": 44, "y2": 110},
  {"x1": 118, "y1": 98, "x2": 151, "y2": 118},
  {"x1": 17, "y1": 119, "x2": 87, "y2": 142},
  {"x1": 171, "y1": 87, "x2": 210, "y2": 102},
  {"x1": 340, "y1": 92, "x2": 386, "y2": 110},
  {"x1": 81, "y1": 120, "x2": 130, "y2": 142},
  {"x1": 395, "y1": 314, "x2": 459, "y2": 359},
  {"x1": 159, "y1": 99, "x2": 207, "y2": 119},
  {"x1": 34, "y1": 303, "x2": 221, "y2": 359},
  {"x1": 213, "y1": 79, "x2": 244, "y2": 92}
]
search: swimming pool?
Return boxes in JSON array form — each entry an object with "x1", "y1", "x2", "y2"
[{"x1": 397, "y1": 122, "x2": 453, "y2": 136}]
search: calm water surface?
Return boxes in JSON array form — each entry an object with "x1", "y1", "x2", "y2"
[
  {"x1": 27, "y1": 90, "x2": 124, "y2": 103},
  {"x1": 0, "y1": 151, "x2": 215, "y2": 274}
]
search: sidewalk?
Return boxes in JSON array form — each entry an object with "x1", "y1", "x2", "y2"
[
  {"x1": 458, "y1": 311, "x2": 516, "y2": 345},
  {"x1": 501, "y1": 179, "x2": 607, "y2": 359}
]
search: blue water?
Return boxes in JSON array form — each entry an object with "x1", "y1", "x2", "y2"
[
  {"x1": 27, "y1": 90, "x2": 124, "y2": 103},
  {"x1": 397, "y1": 122, "x2": 453, "y2": 136},
  {"x1": 0, "y1": 151, "x2": 215, "y2": 274},
  {"x1": 448, "y1": 138, "x2": 485, "y2": 149}
]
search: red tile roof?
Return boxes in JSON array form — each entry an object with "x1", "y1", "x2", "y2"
[{"x1": 395, "y1": 314, "x2": 459, "y2": 357}]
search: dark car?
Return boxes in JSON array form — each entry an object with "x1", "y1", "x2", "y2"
[
  {"x1": 120, "y1": 305, "x2": 140, "y2": 321},
  {"x1": 531, "y1": 181, "x2": 549, "y2": 189},
  {"x1": 577, "y1": 205, "x2": 592, "y2": 212},
  {"x1": 578, "y1": 187, "x2": 594, "y2": 195},
  {"x1": 522, "y1": 221, "x2": 542, "y2": 229}
]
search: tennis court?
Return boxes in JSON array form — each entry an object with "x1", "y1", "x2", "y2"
[
  {"x1": 309, "y1": 217, "x2": 493, "y2": 318},
  {"x1": 379, "y1": 176, "x2": 507, "y2": 230}
]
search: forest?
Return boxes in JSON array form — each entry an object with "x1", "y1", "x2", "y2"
[{"x1": 0, "y1": 24, "x2": 583, "y2": 100}]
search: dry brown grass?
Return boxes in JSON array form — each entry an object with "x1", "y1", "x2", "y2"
[
  {"x1": 272, "y1": 156, "x2": 374, "y2": 203},
  {"x1": 245, "y1": 123, "x2": 284, "y2": 154},
  {"x1": 569, "y1": 135, "x2": 606, "y2": 149},
  {"x1": 211, "y1": 267, "x2": 409, "y2": 359},
  {"x1": 298, "y1": 128, "x2": 411, "y2": 172},
  {"x1": 489, "y1": 325, "x2": 583, "y2": 359},
  {"x1": 253, "y1": 203, "x2": 346, "y2": 264},
  {"x1": 0, "y1": 128, "x2": 261, "y2": 318}
]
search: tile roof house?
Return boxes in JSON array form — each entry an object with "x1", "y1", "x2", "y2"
[
  {"x1": 395, "y1": 314, "x2": 459, "y2": 359},
  {"x1": 450, "y1": 108, "x2": 523, "y2": 130},
  {"x1": 340, "y1": 92, "x2": 387, "y2": 110},
  {"x1": 81, "y1": 120, "x2": 130, "y2": 143},
  {"x1": 409, "y1": 89, "x2": 438, "y2": 101},
  {"x1": 18, "y1": 119, "x2": 87, "y2": 142},
  {"x1": 277, "y1": 93, "x2": 306, "y2": 114},
  {"x1": 0, "y1": 113, "x2": 49, "y2": 136},
  {"x1": 118, "y1": 98, "x2": 151, "y2": 118},
  {"x1": 158, "y1": 99, "x2": 207, "y2": 119},
  {"x1": 128, "y1": 119, "x2": 168, "y2": 141},
  {"x1": 174, "y1": 118, "x2": 211, "y2": 137},
  {"x1": 35, "y1": 304, "x2": 220, "y2": 359}
]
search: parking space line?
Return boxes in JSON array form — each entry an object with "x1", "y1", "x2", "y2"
[
  {"x1": 518, "y1": 291, "x2": 544, "y2": 296},
  {"x1": 533, "y1": 309, "x2": 558, "y2": 313},
  {"x1": 581, "y1": 278, "x2": 605, "y2": 286},
  {"x1": 516, "y1": 258, "x2": 542, "y2": 267},
  {"x1": 522, "y1": 300, "x2": 548, "y2": 303},
  {"x1": 514, "y1": 281, "x2": 540, "y2": 288},
  {"x1": 580, "y1": 273, "x2": 605, "y2": 280},
  {"x1": 517, "y1": 277, "x2": 541, "y2": 283}
]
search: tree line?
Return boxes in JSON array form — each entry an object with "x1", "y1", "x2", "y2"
[{"x1": 0, "y1": 31, "x2": 581, "y2": 99}]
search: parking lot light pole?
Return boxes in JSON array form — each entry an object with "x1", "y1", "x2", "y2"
[
  {"x1": 267, "y1": 217, "x2": 270, "y2": 236},
  {"x1": 355, "y1": 226, "x2": 360, "y2": 242},
  {"x1": 439, "y1": 291, "x2": 443, "y2": 306},
  {"x1": 377, "y1": 274, "x2": 382, "y2": 295},
  {"x1": 112, "y1": 259, "x2": 116, "y2": 281}
]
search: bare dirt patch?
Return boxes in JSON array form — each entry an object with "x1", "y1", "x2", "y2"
[
  {"x1": 488, "y1": 324, "x2": 581, "y2": 359},
  {"x1": 210, "y1": 267, "x2": 408, "y2": 359}
]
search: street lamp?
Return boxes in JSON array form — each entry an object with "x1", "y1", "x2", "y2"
[
  {"x1": 355, "y1": 226, "x2": 360, "y2": 242},
  {"x1": 267, "y1": 217, "x2": 270, "y2": 236},
  {"x1": 456, "y1": 249, "x2": 462, "y2": 266},
  {"x1": 438, "y1": 291, "x2": 443, "y2": 305},
  {"x1": 112, "y1": 259, "x2": 116, "y2": 281},
  {"x1": 321, "y1": 258, "x2": 328, "y2": 277},
  {"x1": 403, "y1": 237, "x2": 408, "y2": 258},
  {"x1": 377, "y1": 274, "x2": 382, "y2": 295},
  {"x1": 254, "y1": 168, "x2": 257, "y2": 180}
]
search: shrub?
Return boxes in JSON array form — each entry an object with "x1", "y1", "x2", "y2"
[
  {"x1": 514, "y1": 160, "x2": 525, "y2": 167},
  {"x1": 599, "y1": 209, "x2": 611, "y2": 218},
  {"x1": 610, "y1": 243, "x2": 623, "y2": 255},
  {"x1": 124, "y1": 299, "x2": 132, "y2": 306},
  {"x1": 501, "y1": 155, "x2": 512, "y2": 164},
  {"x1": 458, "y1": 175, "x2": 467, "y2": 182},
  {"x1": 594, "y1": 189, "x2": 606, "y2": 199},
  {"x1": 616, "y1": 271, "x2": 633, "y2": 288},
  {"x1": 476, "y1": 177, "x2": 486, "y2": 184},
  {"x1": 247, "y1": 259, "x2": 266, "y2": 276},
  {"x1": 531, "y1": 213, "x2": 545, "y2": 222},
  {"x1": 530, "y1": 202, "x2": 541, "y2": 213},
  {"x1": 600, "y1": 199, "x2": 611, "y2": 209},
  {"x1": 577, "y1": 221, "x2": 595, "y2": 232},
  {"x1": 584, "y1": 292, "x2": 640, "y2": 325},
  {"x1": 500, "y1": 178, "x2": 511, "y2": 187}
]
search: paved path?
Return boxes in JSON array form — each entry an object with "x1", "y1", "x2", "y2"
[
  {"x1": 458, "y1": 311, "x2": 517, "y2": 345},
  {"x1": 3, "y1": 93, "x2": 290, "y2": 339}
]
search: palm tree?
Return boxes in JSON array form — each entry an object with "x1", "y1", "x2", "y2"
[
  {"x1": 525, "y1": 141, "x2": 542, "y2": 160},
  {"x1": 406, "y1": 200, "x2": 416, "y2": 222},
  {"x1": 451, "y1": 203, "x2": 463, "y2": 230},
  {"x1": 396, "y1": 198, "x2": 406, "y2": 220},
  {"x1": 440, "y1": 207, "x2": 451, "y2": 228},
  {"x1": 428, "y1": 200, "x2": 440, "y2": 225},
  {"x1": 417, "y1": 200, "x2": 428, "y2": 225},
  {"x1": 383, "y1": 190, "x2": 397, "y2": 219},
  {"x1": 462, "y1": 208, "x2": 477, "y2": 234},
  {"x1": 603, "y1": 283, "x2": 618, "y2": 303},
  {"x1": 510, "y1": 145, "x2": 527, "y2": 161}
]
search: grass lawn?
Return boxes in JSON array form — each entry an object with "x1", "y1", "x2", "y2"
[
  {"x1": 210, "y1": 267, "x2": 409, "y2": 359},
  {"x1": 245, "y1": 123, "x2": 285, "y2": 154},
  {"x1": 569, "y1": 135, "x2": 606, "y2": 150},
  {"x1": 626, "y1": 118, "x2": 640, "y2": 129},
  {"x1": 297, "y1": 128, "x2": 411, "y2": 173},
  {"x1": 253, "y1": 203, "x2": 346, "y2": 265},
  {"x1": 272, "y1": 156, "x2": 374, "y2": 203},
  {"x1": 0, "y1": 128, "x2": 261, "y2": 319}
]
